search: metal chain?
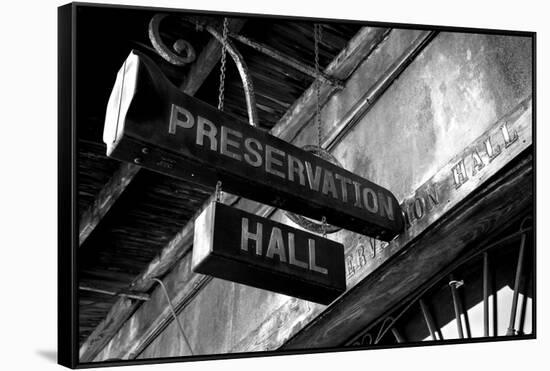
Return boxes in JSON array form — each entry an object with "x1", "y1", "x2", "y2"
[
  {"x1": 215, "y1": 181, "x2": 223, "y2": 202},
  {"x1": 314, "y1": 24, "x2": 323, "y2": 149},
  {"x1": 321, "y1": 216, "x2": 327, "y2": 238},
  {"x1": 218, "y1": 18, "x2": 229, "y2": 111}
]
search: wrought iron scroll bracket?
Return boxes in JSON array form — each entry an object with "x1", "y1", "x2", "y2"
[
  {"x1": 149, "y1": 14, "x2": 197, "y2": 66},
  {"x1": 148, "y1": 14, "x2": 259, "y2": 127}
]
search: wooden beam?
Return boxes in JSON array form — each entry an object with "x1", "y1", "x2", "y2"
[
  {"x1": 323, "y1": 31, "x2": 437, "y2": 149},
  {"x1": 85, "y1": 26, "x2": 400, "y2": 362},
  {"x1": 78, "y1": 19, "x2": 246, "y2": 247},
  {"x1": 229, "y1": 33, "x2": 344, "y2": 88},
  {"x1": 271, "y1": 27, "x2": 390, "y2": 143},
  {"x1": 180, "y1": 19, "x2": 246, "y2": 94},
  {"x1": 79, "y1": 298, "x2": 137, "y2": 361},
  {"x1": 93, "y1": 258, "x2": 213, "y2": 360},
  {"x1": 79, "y1": 163, "x2": 140, "y2": 246}
]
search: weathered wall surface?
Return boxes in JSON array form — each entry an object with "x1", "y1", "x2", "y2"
[
  {"x1": 293, "y1": 31, "x2": 531, "y2": 200},
  {"x1": 96, "y1": 29, "x2": 532, "y2": 360},
  {"x1": 274, "y1": 30, "x2": 531, "y2": 280}
]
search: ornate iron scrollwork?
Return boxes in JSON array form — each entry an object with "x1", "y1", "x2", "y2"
[
  {"x1": 148, "y1": 14, "x2": 196, "y2": 66},
  {"x1": 148, "y1": 14, "x2": 258, "y2": 127}
]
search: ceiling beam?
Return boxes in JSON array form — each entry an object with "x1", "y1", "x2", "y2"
[
  {"x1": 79, "y1": 163, "x2": 140, "y2": 245},
  {"x1": 180, "y1": 19, "x2": 247, "y2": 94},
  {"x1": 229, "y1": 33, "x2": 344, "y2": 88},
  {"x1": 77, "y1": 19, "x2": 247, "y2": 247},
  {"x1": 81, "y1": 26, "x2": 392, "y2": 362},
  {"x1": 270, "y1": 27, "x2": 390, "y2": 143}
]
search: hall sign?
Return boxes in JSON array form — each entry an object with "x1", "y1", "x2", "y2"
[
  {"x1": 103, "y1": 50, "x2": 404, "y2": 241},
  {"x1": 192, "y1": 200, "x2": 346, "y2": 304}
]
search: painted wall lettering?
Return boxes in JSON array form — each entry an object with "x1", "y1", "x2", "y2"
[
  {"x1": 451, "y1": 122, "x2": 520, "y2": 189},
  {"x1": 402, "y1": 185, "x2": 440, "y2": 230},
  {"x1": 344, "y1": 98, "x2": 531, "y2": 282},
  {"x1": 345, "y1": 237, "x2": 389, "y2": 279}
]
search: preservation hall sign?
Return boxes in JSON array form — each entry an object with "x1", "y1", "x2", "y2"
[
  {"x1": 193, "y1": 200, "x2": 346, "y2": 304},
  {"x1": 103, "y1": 50, "x2": 404, "y2": 241}
]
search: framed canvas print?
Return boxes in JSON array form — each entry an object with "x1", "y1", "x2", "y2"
[{"x1": 58, "y1": 2, "x2": 535, "y2": 368}]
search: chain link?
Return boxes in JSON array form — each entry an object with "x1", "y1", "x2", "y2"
[
  {"x1": 314, "y1": 24, "x2": 323, "y2": 149},
  {"x1": 215, "y1": 181, "x2": 222, "y2": 202},
  {"x1": 218, "y1": 18, "x2": 229, "y2": 111}
]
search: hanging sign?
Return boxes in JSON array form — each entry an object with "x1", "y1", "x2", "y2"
[
  {"x1": 103, "y1": 50, "x2": 404, "y2": 241},
  {"x1": 192, "y1": 200, "x2": 346, "y2": 304}
]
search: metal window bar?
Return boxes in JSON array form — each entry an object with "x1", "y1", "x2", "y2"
[
  {"x1": 462, "y1": 294, "x2": 472, "y2": 338},
  {"x1": 449, "y1": 275, "x2": 465, "y2": 339},
  {"x1": 483, "y1": 252, "x2": 490, "y2": 337},
  {"x1": 419, "y1": 299, "x2": 441, "y2": 341},
  {"x1": 492, "y1": 267, "x2": 499, "y2": 337},
  {"x1": 449, "y1": 275, "x2": 471, "y2": 338},
  {"x1": 391, "y1": 327, "x2": 405, "y2": 343},
  {"x1": 344, "y1": 218, "x2": 533, "y2": 346},
  {"x1": 517, "y1": 273, "x2": 532, "y2": 335},
  {"x1": 506, "y1": 231, "x2": 527, "y2": 336}
]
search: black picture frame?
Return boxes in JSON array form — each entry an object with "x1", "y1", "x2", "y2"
[{"x1": 58, "y1": 2, "x2": 536, "y2": 368}]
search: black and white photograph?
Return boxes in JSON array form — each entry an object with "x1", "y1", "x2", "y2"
[
  {"x1": 56, "y1": 2, "x2": 537, "y2": 368},
  {"x1": 2, "y1": 0, "x2": 548, "y2": 370}
]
